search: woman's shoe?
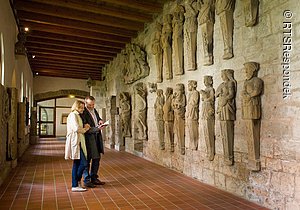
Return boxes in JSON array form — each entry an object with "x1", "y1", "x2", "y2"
[{"x1": 72, "y1": 187, "x2": 87, "y2": 192}]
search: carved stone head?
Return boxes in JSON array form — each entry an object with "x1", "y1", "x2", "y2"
[
  {"x1": 244, "y1": 62, "x2": 259, "y2": 80},
  {"x1": 188, "y1": 80, "x2": 197, "y2": 91},
  {"x1": 204, "y1": 75, "x2": 213, "y2": 87}
]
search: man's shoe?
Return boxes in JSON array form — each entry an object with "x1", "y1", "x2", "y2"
[
  {"x1": 78, "y1": 181, "x2": 83, "y2": 188},
  {"x1": 72, "y1": 187, "x2": 87, "y2": 192},
  {"x1": 92, "y1": 179, "x2": 105, "y2": 185},
  {"x1": 84, "y1": 182, "x2": 95, "y2": 188}
]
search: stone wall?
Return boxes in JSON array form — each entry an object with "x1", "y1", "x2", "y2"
[{"x1": 95, "y1": 0, "x2": 300, "y2": 209}]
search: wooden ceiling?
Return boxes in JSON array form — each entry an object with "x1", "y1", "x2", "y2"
[{"x1": 11, "y1": 0, "x2": 167, "y2": 81}]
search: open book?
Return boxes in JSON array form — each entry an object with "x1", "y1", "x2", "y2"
[{"x1": 98, "y1": 120, "x2": 109, "y2": 128}]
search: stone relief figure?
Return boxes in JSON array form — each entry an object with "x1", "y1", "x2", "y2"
[
  {"x1": 134, "y1": 83, "x2": 147, "y2": 140},
  {"x1": 184, "y1": 0, "x2": 198, "y2": 71},
  {"x1": 172, "y1": 3, "x2": 185, "y2": 76},
  {"x1": 161, "y1": 14, "x2": 173, "y2": 80},
  {"x1": 216, "y1": 69, "x2": 236, "y2": 165},
  {"x1": 216, "y1": 0, "x2": 235, "y2": 60},
  {"x1": 7, "y1": 88, "x2": 18, "y2": 161},
  {"x1": 172, "y1": 83, "x2": 186, "y2": 155},
  {"x1": 119, "y1": 92, "x2": 131, "y2": 138},
  {"x1": 122, "y1": 44, "x2": 150, "y2": 84},
  {"x1": 163, "y1": 87, "x2": 174, "y2": 152},
  {"x1": 154, "y1": 89, "x2": 165, "y2": 150},
  {"x1": 15, "y1": 32, "x2": 27, "y2": 55},
  {"x1": 241, "y1": 62, "x2": 263, "y2": 171},
  {"x1": 151, "y1": 22, "x2": 163, "y2": 83},
  {"x1": 197, "y1": 0, "x2": 215, "y2": 66},
  {"x1": 187, "y1": 80, "x2": 200, "y2": 150},
  {"x1": 200, "y1": 76, "x2": 215, "y2": 161},
  {"x1": 148, "y1": 82, "x2": 157, "y2": 93},
  {"x1": 244, "y1": 0, "x2": 259, "y2": 27}
]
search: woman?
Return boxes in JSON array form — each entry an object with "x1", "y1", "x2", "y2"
[{"x1": 65, "y1": 100, "x2": 90, "y2": 192}]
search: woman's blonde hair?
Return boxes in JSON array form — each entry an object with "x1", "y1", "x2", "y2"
[{"x1": 71, "y1": 100, "x2": 85, "y2": 112}]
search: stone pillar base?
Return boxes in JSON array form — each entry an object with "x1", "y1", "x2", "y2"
[
  {"x1": 115, "y1": 144, "x2": 125, "y2": 151},
  {"x1": 248, "y1": 159, "x2": 261, "y2": 171},
  {"x1": 30, "y1": 136, "x2": 38, "y2": 145},
  {"x1": 11, "y1": 159, "x2": 18, "y2": 168}
]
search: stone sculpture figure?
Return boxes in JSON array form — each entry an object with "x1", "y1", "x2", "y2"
[
  {"x1": 154, "y1": 89, "x2": 165, "y2": 150},
  {"x1": 241, "y1": 62, "x2": 263, "y2": 171},
  {"x1": 244, "y1": 0, "x2": 259, "y2": 27},
  {"x1": 134, "y1": 83, "x2": 147, "y2": 140},
  {"x1": 172, "y1": 83, "x2": 186, "y2": 155},
  {"x1": 161, "y1": 14, "x2": 173, "y2": 80},
  {"x1": 216, "y1": 69, "x2": 236, "y2": 165},
  {"x1": 197, "y1": 0, "x2": 215, "y2": 65},
  {"x1": 187, "y1": 80, "x2": 200, "y2": 150},
  {"x1": 216, "y1": 0, "x2": 235, "y2": 60},
  {"x1": 163, "y1": 87, "x2": 174, "y2": 152},
  {"x1": 119, "y1": 92, "x2": 131, "y2": 138},
  {"x1": 172, "y1": 4, "x2": 185, "y2": 76},
  {"x1": 123, "y1": 44, "x2": 150, "y2": 84},
  {"x1": 151, "y1": 22, "x2": 163, "y2": 83},
  {"x1": 184, "y1": 0, "x2": 198, "y2": 71},
  {"x1": 7, "y1": 88, "x2": 18, "y2": 160},
  {"x1": 15, "y1": 32, "x2": 27, "y2": 55},
  {"x1": 200, "y1": 76, "x2": 215, "y2": 161}
]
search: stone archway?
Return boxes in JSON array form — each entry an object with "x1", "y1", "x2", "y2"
[
  {"x1": 31, "y1": 89, "x2": 89, "y2": 139},
  {"x1": 34, "y1": 89, "x2": 89, "y2": 105}
]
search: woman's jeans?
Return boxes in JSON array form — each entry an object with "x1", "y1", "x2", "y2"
[{"x1": 72, "y1": 148, "x2": 87, "y2": 187}]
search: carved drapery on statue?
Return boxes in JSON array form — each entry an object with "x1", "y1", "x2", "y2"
[
  {"x1": 243, "y1": 0, "x2": 259, "y2": 27},
  {"x1": 122, "y1": 44, "x2": 150, "y2": 84},
  {"x1": 151, "y1": 22, "x2": 163, "y2": 83},
  {"x1": 172, "y1": 83, "x2": 186, "y2": 155},
  {"x1": 163, "y1": 87, "x2": 174, "y2": 152},
  {"x1": 200, "y1": 76, "x2": 215, "y2": 161},
  {"x1": 187, "y1": 80, "x2": 199, "y2": 150},
  {"x1": 197, "y1": 0, "x2": 215, "y2": 66},
  {"x1": 184, "y1": 0, "x2": 198, "y2": 71},
  {"x1": 172, "y1": 4, "x2": 185, "y2": 76},
  {"x1": 154, "y1": 89, "x2": 165, "y2": 150},
  {"x1": 134, "y1": 83, "x2": 147, "y2": 140},
  {"x1": 241, "y1": 62, "x2": 263, "y2": 171},
  {"x1": 161, "y1": 14, "x2": 173, "y2": 80},
  {"x1": 216, "y1": 69, "x2": 236, "y2": 165},
  {"x1": 119, "y1": 92, "x2": 131, "y2": 138},
  {"x1": 216, "y1": 0, "x2": 235, "y2": 60}
]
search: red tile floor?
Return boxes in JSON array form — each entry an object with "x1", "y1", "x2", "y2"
[{"x1": 0, "y1": 138, "x2": 268, "y2": 210}]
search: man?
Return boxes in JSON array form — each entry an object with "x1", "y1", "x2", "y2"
[{"x1": 81, "y1": 96, "x2": 106, "y2": 187}]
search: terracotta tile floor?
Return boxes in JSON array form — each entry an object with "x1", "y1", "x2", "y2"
[{"x1": 0, "y1": 138, "x2": 268, "y2": 210}]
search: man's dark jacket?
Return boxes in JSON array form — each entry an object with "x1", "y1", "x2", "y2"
[{"x1": 81, "y1": 108, "x2": 104, "y2": 159}]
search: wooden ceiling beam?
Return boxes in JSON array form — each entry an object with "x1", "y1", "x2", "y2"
[
  {"x1": 26, "y1": 43, "x2": 117, "y2": 58},
  {"x1": 30, "y1": 62, "x2": 102, "y2": 71},
  {"x1": 26, "y1": 38, "x2": 121, "y2": 54},
  {"x1": 32, "y1": 65, "x2": 101, "y2": 74},
  {"x1": 14, "y1": 0, "x2": 145, "y2": 31},
  {"x1": 21, "y1": 21, "x2": 131, "y2": 43},
  {"x1": 18, "y1": 11, "x2": 137, "y2": 37},
  {"x1": 29, "y1": 31, "x2": 125, "y2": 49},
  {"x1": 23, "y1": 0, "x2": 153, "y2": 22},
  {"x1": 34, "y1": 71, "x2": 101, "y2": 80},
  {"x1": 96, "y1": 0, "x2": 163, "y2": 13},
  {"x1": 27, "y1": 49, "x2": 113, "y2": 62},
  {"x1": 29, "y1": 58, "x2": 105, "y2": 68},
  {"x1": 28, "y1": 55, "x2": 109, "y2": 65}
]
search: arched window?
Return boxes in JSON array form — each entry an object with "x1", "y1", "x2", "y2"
[{"x1": 0, "y1": 33, "x2": 4, "y2": 85}]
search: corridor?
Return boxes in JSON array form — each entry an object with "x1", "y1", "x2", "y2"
[{"x1": 0, "y1": 138, "x2": 267, "y2": 210}]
